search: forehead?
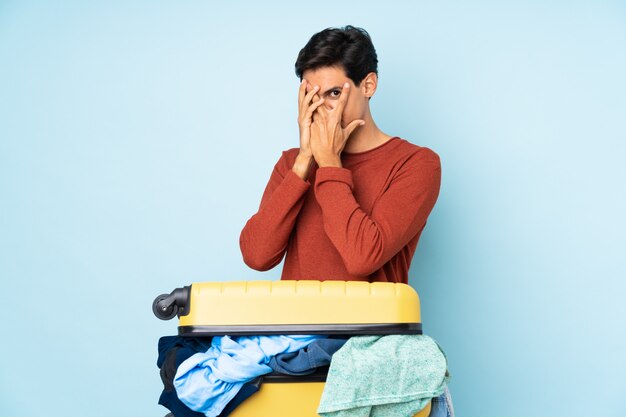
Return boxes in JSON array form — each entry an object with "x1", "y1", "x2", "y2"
[{"x1": 302, "y1": 66, "x2": 350, "y2": 86}]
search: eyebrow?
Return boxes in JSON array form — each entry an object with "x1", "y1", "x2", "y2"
[{"x1": 320, "y1": 86, "x2": 343, "y2": 97}]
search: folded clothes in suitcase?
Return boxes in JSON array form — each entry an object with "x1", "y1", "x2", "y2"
[{"x1": 153, "y1": 280, "x2": 433, "y2": 417}]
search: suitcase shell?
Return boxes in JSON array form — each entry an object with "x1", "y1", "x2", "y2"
[{"x1": 158, "y1": 280, "x2": 432, "y2": 417}]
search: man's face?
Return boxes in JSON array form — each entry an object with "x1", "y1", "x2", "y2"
[{"x1": 302, "y1": 66, "x2": 367, "y2": 128}]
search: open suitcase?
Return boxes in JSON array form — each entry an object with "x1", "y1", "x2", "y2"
[{"x1": 153, "y1": 280, "x2": 432, "y2": 417}]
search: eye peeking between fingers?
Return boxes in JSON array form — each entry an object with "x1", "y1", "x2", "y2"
[{"x1": 327, "y1": 89, "x2": 342, "y2": 99}]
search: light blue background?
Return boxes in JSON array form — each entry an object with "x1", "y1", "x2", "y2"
[{"x1": 1, "y1": 1, "x2": 624, "y2": 416}]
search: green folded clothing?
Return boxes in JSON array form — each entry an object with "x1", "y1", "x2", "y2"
[{"x1": 317, "y1": 335, "x2": 450, "y2": 417}]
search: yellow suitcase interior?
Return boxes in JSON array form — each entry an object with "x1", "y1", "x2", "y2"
[{"x1": 153, "y1": 280, "x2": 432, "y2": 417}]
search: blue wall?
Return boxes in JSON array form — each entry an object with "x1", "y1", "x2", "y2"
[{"x1": 1, "y1": 1, "x2": 624, "y2": 416}]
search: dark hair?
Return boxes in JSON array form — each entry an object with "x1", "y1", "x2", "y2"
[{"x1": 295, "y1": 25, "x2": 378, "y2": 87}]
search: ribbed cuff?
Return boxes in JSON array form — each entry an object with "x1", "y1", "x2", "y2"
[
  {"x1": 314, "y1": 167, "x2": 353, "y2": 189},
  {"x1": 284, "y1": 168, "x2": 312, "y2": 191}
]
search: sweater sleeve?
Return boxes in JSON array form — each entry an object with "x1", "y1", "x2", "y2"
[
  {"x1": 239, "y1": 151, "x2": 311, "y2": 271},
  {"x1": 313, "y1": 148, "x2": 441, "y2": 278}
]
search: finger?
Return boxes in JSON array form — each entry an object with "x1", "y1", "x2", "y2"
[
  {"x1": 335, "y1": 82, "x2": 351, "y2": 114},
  {"x1": 305, "y1": 97, "x2": 325, "y2": 120},
  {"x1": 303, "y1": 85, "x2": 320, "y2": 108},
  {"x1": 300, "y1": 86, "x2": 322, "y2": 122},
  {"x1": 311, "y1": 104, "x2": 324, "y2": 123},
  {"x1": 310, "y1": 121, "x2": 320, "y2": 145},
  {"x1": 311, "y1": 112, "x2": 320, "y2": 129},
  {"x1": 343, "y1": 119, "x2": 366, "y2": 138},
  {"x1": 311, "y1": 93, "x2": 327, "y2": 118},
  {"x1": 317, "y1": 103, "x2": 327, "y2": 121},
  {"x1": 313, "y1": 94, "x2": 325, "y2": 113},
  {"x1": 298, "y1": 79, "x2": 307, "y2": 106}
]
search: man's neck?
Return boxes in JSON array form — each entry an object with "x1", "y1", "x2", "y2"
[{"x1": 343, "y1": 115, "x2": 393, "y2": 154}]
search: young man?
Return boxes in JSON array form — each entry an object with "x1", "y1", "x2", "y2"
[{"x1": 239, "y1": 25, "x2": 441, "y2": 285}]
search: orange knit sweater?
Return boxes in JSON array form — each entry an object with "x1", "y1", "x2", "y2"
[{"x1": 239, "y1": 137, "x2": 441, "y2": 284}]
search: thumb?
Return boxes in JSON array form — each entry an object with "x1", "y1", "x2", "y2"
[{"x1": 343, "y1": 119, "x2": 365, "y2": 138}]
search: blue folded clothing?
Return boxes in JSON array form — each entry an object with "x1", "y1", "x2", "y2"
[
  {"x1": 157, "y1": 336, "x2": 262, "y2": 417},
  {"x1": 173, "y1": 334, "x2": 324, "y2": 417},
  {"x1": 268, "y1": 337, "x2": 348, "y2": 376}
]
